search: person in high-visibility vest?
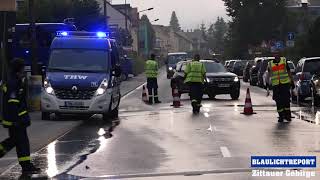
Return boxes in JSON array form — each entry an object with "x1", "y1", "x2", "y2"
[
  {"x1": 267, "y1": 53, "x2": 294, "y2": 122},
  {"x1": 145, "y1": 54, "x2": 161, "y2": 104},
  {"x1": 0, "y1": 59, "x2": 40, "y2": 174},
  {"x1": 184, "y1": 54, "x2": 206, "y2": 114}
]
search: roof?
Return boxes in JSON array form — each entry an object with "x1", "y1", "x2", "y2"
[
  {"x1": 302, "y1": 57, "x2": 320, "y2": 61},
  {"x1": 51, "y1": 37, "x2": 110, "y2": 50},
  {"x1": 175, "y1": 31, "x2": 193, "y2": 43}
]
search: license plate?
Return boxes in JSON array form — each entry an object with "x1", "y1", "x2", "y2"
[
  {"x1": 218, "y1": 84, "x2": 230, "y2": 88},
  {"x1": 65, "y1": 101, "x2": 84, "y2": 107}
]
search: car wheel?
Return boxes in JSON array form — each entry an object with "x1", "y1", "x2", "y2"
[
  {"x1": 42, "y1": 112, "x2": 50, "y2": 120},
  {"x1": 121, "y1": 73, "x2": 128, "y2": 81},
  {"x1": 230, "y1": 90, "x2": 240, "y2": 100}
]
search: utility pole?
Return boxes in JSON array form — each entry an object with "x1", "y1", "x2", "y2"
[
  {"x1": 29, "y1": 0, "x2": 37, "y2": 75},
  {"x1": 103, "y1": 0, "x2": 108, "y2": 30}
]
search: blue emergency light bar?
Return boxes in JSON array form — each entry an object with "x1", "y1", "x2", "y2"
[{"x1": 56, "y1": 31, "x2": 109, "y2": 38}]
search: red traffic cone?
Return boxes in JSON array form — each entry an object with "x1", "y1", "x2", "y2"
[
  {"x1": 172, "y1": 86, "x2": 181, "y2": 108},
  {"x1": 142, "y1": 85, "x2": 148, "y2": 102},
  {"x1": 241, "y1": 88, "x2": 256, "y2": 115}
]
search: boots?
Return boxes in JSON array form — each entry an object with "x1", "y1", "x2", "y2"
[
  {"x1": 154, "y1": 97, "x2": 161, "y2": 104},
  {"x1": 148, "y1": 97, "x2": 153, "y2": 105},
  {"x1": 21, "y1": 163, "x2": 40, "y2": 174},
  {"x1": 278, "y1": 112, "x2": 284, "y2": 123},
  {"x1": 285, "y1": 110, "x2": 292, "y2": 122}
]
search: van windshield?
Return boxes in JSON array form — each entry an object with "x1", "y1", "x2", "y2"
[{"x1": 48, "y1": 49, "x2": 108, "y2": 72}]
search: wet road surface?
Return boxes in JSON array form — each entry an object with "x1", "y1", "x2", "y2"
[{"x1": 2, "y1": 72, "x2": 320, "y2": 179}]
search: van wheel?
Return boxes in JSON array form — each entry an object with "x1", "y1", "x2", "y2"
[
  {"x1": 208, "y1": 94, "x2": 216, "y2": 100},
  {"x1": 42, "y1": 112, "x2": 50, "y2": 120},
  {"x1": 103, "y1": 96, "x2": 120, "y2": 122}
]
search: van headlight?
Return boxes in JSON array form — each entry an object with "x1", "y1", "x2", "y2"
[
  {"x1": 206, "y1": 77, "x2": 211, "y2": 83},
  {"x1": 44, "y1": 79, "x2": 55, "y2": 95},
  {"x1": 169, "y1": 67, "x2": 173, "y2": 71},
  {"x1": 234, "y1": 77, "x2": 239, "y2": 82},
  {"x1": 96, "y1": 79, "x2": 108, "y2": 96}
]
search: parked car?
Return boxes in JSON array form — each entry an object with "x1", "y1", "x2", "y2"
[
  {"x1": 292, "y1": 57, "x2": 320, "y2": 102},
  {"x1": 243, "y1": 60, "x2": 254, "y2": 82},
  {"x1": 231, "y1": 60, "x2": 247, "y2": 76},
  {"x1": 249, "y1": 58, "x2": 263, "y2": 86},
  {"x1": 227, "y1": 60, "x2": 238, "y2": 72},
  {"x1": 257, "y1": 57, "x2": 274, "y2": 87},
  {"x1": 171, "y1": 60, "x2": 240, "y2": 100}
]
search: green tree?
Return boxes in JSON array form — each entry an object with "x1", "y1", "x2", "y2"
[
  {"x1": 16, "y1": 0, "x2": 104, "y2": 31},
  {"x1": 223, "y1": 0, "x2": 287, "y2": 58},
  {"x1": 169, "y1": 11, "x2": 181, "y2": 31},
  {"x1": 139, "y1": 15, "x2": 156, "y2": 56},
  {"x1": 207, "y1": 17, "x2": 228, "y2": 55}
]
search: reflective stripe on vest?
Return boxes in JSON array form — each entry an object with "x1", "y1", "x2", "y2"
[
  {"x1": 185, "y1": 62, "x2": 205, "y2": 83},
  {"x1": 2, "y1": 120, "x2": 13, "y2": 126},
  {"x1": 145, "y1": 60, "x2": 158, "y2": 78},
  {"x1": 271, "y1": 58, "x2": 290, "y2": 86}
]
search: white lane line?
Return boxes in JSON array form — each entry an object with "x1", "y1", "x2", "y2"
[
  {"x1": 220, "y1": 146, "x2": 231, "y2": 157},
  {"x1": 121, "y1": 82, "x2": 146, "y2": 99}
]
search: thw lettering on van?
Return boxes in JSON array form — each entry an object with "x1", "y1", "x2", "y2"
[{"x1": 64, "y1": 75, "x2": 88, "y2": 80}]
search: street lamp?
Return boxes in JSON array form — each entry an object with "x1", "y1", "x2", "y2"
[
  {"x1": 151, "y1": 19, "x2": 159, "y2": 23},
  {"x1": 138, "y1": 8, "x2": 154, "y2": 13}
]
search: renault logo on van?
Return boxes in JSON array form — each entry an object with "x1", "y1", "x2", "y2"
[{"x1": 72, "y1": 86, "x2": 78, "y2": 92}]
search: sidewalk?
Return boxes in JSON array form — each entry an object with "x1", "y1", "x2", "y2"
[{"x1": 0, "y1": 73, "x2": 146, "y2": 175}]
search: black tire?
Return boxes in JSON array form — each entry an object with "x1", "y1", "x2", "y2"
[
  {"x1": 103, "y1": 96, "x2": 120, "y2": 122},
  {"x1": 41, "y1": 112, "x2": 50, "y2": 120},
  {"x1": 230, "y1": 91, "x2": 240, "y2": 100},
  {"x1": 121, "y1": 73, "x2": 128, "y2": 81}
]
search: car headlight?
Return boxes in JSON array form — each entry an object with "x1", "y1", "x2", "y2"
[
  {"x1": 96, "y1": 79, "x2": 108, "y2": 96},
  {"x1": 169, "y1": 67, "x2": 173, "y2": 71},
  {"x1": 234, "y1": 77, "x2": 239, "y2": 82},
  {"x1": 44, "y1": 79, "x2": 55, "y2": 95},
  {"x1": 206, "y1": 77, "x2": 211, "y2": 83}
]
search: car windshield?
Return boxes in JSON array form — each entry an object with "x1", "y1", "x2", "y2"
[
  {"x1": 303, "y1": 59, "x2": 320, "y2": 74},
  {"x1": 48, "y1": 49, "x2": 108, "y2": 72},
  {"x1": 203, "y1": 62, "x2": 226, "y2": 73},
  {"x1": 168, "y1": 54, "x2": 187, "y2": 64}
]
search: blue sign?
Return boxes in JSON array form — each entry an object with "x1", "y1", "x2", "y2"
[
  {"x1": 251, "y1": 156, "x2": 317, "y2": 168},
  {"x1": 288, "y1": 32, "x2": 295, "y2": 40},
  {"x1": 275, "y1": 41, "x2": 284, "y2": 49}
]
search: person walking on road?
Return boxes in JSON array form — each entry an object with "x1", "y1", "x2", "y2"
[
  {"x1": 145, "y1": 54, "x2": 161, "y2": 104},
  {"x1": 0, "y1": 59, "x2": 40, "y2": 174},
  {"x1": 268, "y1": 52, "x2": 294, "y2": 122},
  {"x1": 184, "y1": 54, "x2": 206, "y2": 114}
]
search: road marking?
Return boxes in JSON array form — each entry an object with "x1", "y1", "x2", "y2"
[
  {"x1": 220, "y1": 146, "x2": 231, "y2": 157},
  {"x1": 121, "y1": 82, "x2": 146, "y2": 100}
]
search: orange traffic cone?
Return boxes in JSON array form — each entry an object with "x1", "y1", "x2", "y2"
[
  {"x1": 172, "y1": 86, "x2": 181, "y2": 108},
  {"x1": 241, "y1": 88, "x2": 256, "y2": 115},
  {"x1": 142, "y1": 85, "x2": 148, "y2": 102}
]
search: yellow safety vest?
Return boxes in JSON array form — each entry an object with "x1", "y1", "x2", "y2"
[
  {"x1": 145, "y1": 60, "x2": 158, "y2": 78},
  {"x1": 270, "y1": 58, "x2": 290, "y2": 86},
  {"x1": 184, "y1": 61, "x2": 206, "y2": 83}
]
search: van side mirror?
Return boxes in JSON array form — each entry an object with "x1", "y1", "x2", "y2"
[{"x1": 113, "y1": 65, "x2": 122, "y2": 77}]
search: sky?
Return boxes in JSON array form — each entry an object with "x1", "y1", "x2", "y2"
[{"x1": 111, "y1": 0, "x2": 229, "y2": 30}]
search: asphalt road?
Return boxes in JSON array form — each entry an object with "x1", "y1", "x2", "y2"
[{"x1": 2, "y1": 71, "x2": 320, "y2": 179}]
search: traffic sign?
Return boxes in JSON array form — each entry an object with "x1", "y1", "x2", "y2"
[
  {"x1": 288, "y1": 32, "x2": 295, "y2": 40},
  {"x1": 275, "y1": 41, "x2": 284, "y2": 49},
  {"x1": 286, "y1": 40, "x2": 295, "y2": 47}
]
